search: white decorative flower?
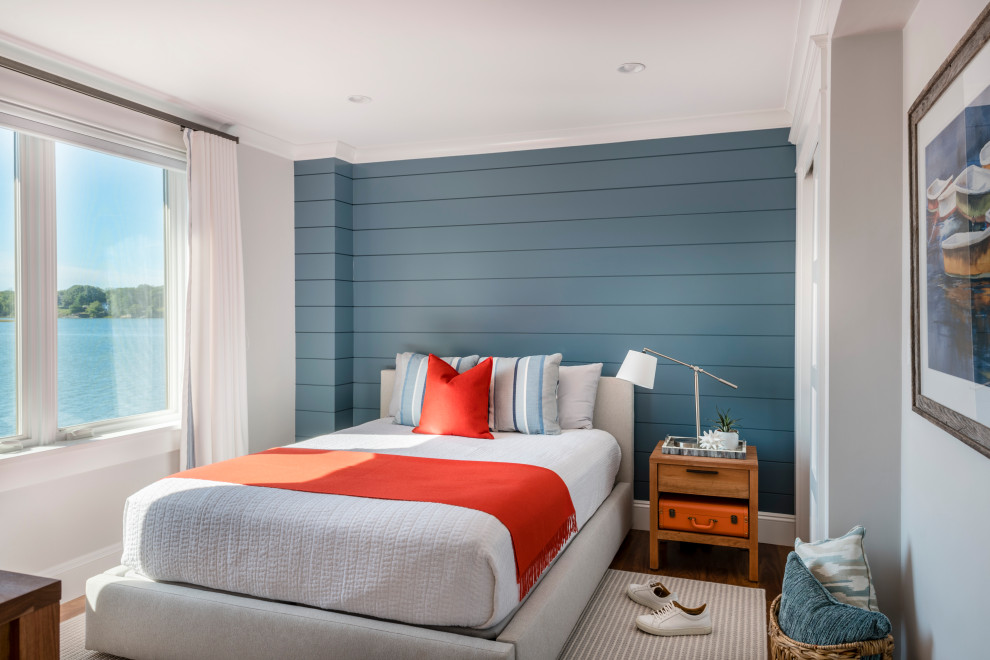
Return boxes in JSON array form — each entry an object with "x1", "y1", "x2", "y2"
[{"x1": 699, "y1": 430, "x2": 724, "y2": 450}]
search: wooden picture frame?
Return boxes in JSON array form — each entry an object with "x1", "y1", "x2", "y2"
[{"x1": 910, "y1": 3, "x2": 990, "y2": 458}]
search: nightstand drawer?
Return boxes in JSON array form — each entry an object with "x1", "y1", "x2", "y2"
[{"x1": 658, "y1": 464, "x2": 749, "y2": 498}]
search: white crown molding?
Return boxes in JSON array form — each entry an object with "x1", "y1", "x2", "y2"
[
  {"x1": 229, "y1": 123, "x2": 296, "y2": 160},
  {"x1": 788, "y1": 33, "x2": 829, "y2": 149},
  {"x1": 298, "y1": 108, "x2": 792, "y2": 164},
  {"x1": 785, "y1": 0, "x2": 843, "y2": 144},
  {"x1": 293, "y1": 140, "x2": 358, "y2": 163}
]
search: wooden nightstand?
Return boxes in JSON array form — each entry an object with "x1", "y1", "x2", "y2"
[
  {"x1": 649, "y1": 443, "x2": 759, "y2": 581},
  {"x1": 0, "y1": 570, "x2": 60, "y2": 660}
]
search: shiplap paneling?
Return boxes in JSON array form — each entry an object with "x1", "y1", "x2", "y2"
[
  {"x1": 295, "y1": 128, "x2": 796, "y2": 514},
  {"x1": 294, "y1": 157, "x2": 354, "y2": 435},
  {"x1": 353, "y1": 178, "x2": 794, "y2": 230},
  {"x1": 353, "y1": 210, "x2": 794, "y2": 255}
]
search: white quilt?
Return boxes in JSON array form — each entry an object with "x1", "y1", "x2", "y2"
[{"x1": 121, "y1": 419, "x2": 620, "y2": 628}]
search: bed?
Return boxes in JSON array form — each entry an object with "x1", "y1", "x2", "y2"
[{"x1": 85, "y1": 371, "x2": 633, "y2": 660}]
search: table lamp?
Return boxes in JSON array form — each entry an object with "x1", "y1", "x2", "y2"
[{"x1": 616, "y1": 348, "x2": 738, "y2": 441}]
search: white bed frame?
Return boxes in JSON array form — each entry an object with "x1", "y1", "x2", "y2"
[{"x1": 85, "y1": 373, "x2": 633, "y2": 660}]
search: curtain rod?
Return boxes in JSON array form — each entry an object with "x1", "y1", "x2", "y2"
[{"x1": 0, "y1": 54, "x2": 239, "y2": 143}]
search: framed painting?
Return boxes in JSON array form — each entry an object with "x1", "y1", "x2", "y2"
[{"x1": 910, "y1": 3, "x2": 990, "y2": 458}]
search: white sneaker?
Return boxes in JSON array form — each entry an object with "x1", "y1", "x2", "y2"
[
  {"x1": 635, "y1": 601, "x2": 712, "y2": 636},
  {"x1": 625, "y1": 579, "x2": 677, "y2": 609}
]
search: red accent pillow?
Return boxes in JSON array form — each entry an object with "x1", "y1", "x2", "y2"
[{"x1": 413, "y1": 355, "x2": 494, "y2": 439}]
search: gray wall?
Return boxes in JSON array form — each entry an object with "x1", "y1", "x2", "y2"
[
  {"x1": 902, "y1": 0, "x2": 990, "y2": 656},
  {"x1": 829, "y1": 29, "x2": 903, "y2": 636},
  {"x1": 239, "y1": 144, "x2": 296, "y2": 454},
  {"x1": 294, "y1": 129, "x2": 796, "y2": 512}
]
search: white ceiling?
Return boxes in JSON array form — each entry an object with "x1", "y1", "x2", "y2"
[{"x1": 0, "y1": 0, "x2": 802, "y2": 160}]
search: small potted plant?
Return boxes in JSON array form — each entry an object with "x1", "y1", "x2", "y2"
[{"x1": 710, "y1": 406, "x2": 742, "y2": 450}]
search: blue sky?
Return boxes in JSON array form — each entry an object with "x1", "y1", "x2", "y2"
[
  {"x1": 0, "y1": 129, "x2": 12, "y2": 291},
  {"x1": 0, "y1": 128, "x2": 165, "y2": 291}
]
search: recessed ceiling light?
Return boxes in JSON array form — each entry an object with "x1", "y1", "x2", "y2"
[
  {"x1": 348, "y1": 95, "x2": 372, "y2": 104},
  {"x1": 617, "y1": 63, "x2": 646, "y2": 74}
]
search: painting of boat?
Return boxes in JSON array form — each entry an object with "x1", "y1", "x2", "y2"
[
  {"x1": 952, "y1": 164, "x2": 990, "y2": 218},
  {"x1": 930, "y1": 214, "x2": 968, "y2": 246},
  {"x1": 927, "y1": 176, "x2": 953, "y2": 213},
  {"x1": 938, "y1": 179, "x2": 958, "y2": 218},
  {"x1": 981, "y1": 139, "x2": 990, "y2": 168},
  {"x1": 941, "y1": 227, "x2": 990, "y2": 277}
]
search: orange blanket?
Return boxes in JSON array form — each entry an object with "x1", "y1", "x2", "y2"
[{"x1": 175, "y1": 448, "x2": 577, "y2": 600}]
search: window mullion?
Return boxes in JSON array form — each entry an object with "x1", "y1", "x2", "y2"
[
  {"x1": 165, "y1": 169, "x2": 187, "y2": 415},
  {"x1": 18, "y1": 134, "x2": 57, "y2": 446}
]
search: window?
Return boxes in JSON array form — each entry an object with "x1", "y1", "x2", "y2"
[
  {"x1": 0, "y1": 128, "x2": 15, "y2": 439},
  {"x1": 55, "y1": 143, "x2": 167, "y2": 427},
  {"x1": 0, "y1": 127, "x2": 184, "y2": 449}
]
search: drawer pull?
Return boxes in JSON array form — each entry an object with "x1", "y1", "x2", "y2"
[
  {"x1": 688, "y1": 517, "x2": 717, "y2": 530},
  {"x1": 686, "y1": 468, "x2": 719, "y2": 475}
]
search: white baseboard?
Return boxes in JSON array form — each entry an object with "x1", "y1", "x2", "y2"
[
  {"x1": 632, "y1": 499, "x2": 795, "y2": 547},
  {"x1": 38, "y1": 542, "x2": 122, "y2": 602}
]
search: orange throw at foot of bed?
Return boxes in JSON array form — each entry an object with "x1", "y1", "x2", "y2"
[{"x1": 175, "y1": 448, "x2": 578, "y2": 600}]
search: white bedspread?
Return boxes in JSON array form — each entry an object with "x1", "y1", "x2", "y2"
[{"x1": 121, "y1": 419, "x2": 620, "y2": 628}]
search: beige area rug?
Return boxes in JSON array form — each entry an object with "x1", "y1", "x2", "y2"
[
  {"x1": 61, "y1": 570, "x2": 766, "y2": 659},
  {"x1": 559, "y1": 569, "x2": 767, "y2": 660},
  {"x1": 60, "y1": 614, "x2": 117, "y2": 660}
]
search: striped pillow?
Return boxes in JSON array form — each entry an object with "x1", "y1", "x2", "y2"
[
  {"x1": 391, "y1": 352, "x2": 480, "y2": 426},
  {"x1": 488, "y1": 354, "x2": 562, "y2": 435},
  {"x1": 795, "y1": 526, "x2": 879, "y2": 611}
]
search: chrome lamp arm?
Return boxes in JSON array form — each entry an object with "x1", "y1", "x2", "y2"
[{"x1": 638, "y1": 348, "x2": 738, "y2": 441}]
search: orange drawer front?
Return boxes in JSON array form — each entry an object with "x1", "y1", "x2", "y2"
[{"x1": 659, "y1": 495, "x2": 749, "y2": 538}]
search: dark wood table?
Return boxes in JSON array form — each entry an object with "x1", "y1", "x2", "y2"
[{"x1": 0, "y1": 570, "x2": 60, "y2": 660}]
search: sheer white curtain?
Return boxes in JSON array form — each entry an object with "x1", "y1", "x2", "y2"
[{"x1": 180, "y1": 128, "x2": 249, "y2": 468}]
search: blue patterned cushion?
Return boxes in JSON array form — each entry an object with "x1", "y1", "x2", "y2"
[
  {"x1": 488, "y1": 354, "x2": 562, "y2": 435},
  {"x1": 795, "y1": 525, "x2": 878, "y2": 610},
  {"x1": 391, "y1": 352, "x2": 479, "y2": 426},
  {"x1": 779, "y1": 553, "x2": 890, "y2": 660}
]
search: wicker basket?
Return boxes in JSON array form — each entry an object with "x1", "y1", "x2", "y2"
[{"x1": 768, "y1": 595, "x2": 894, "y2": 660}]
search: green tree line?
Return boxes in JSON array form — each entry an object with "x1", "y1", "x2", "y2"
[
  {"x1": 0, "y1": 290, "x2": 12, "y2": 319},
  {"x1": 0, "y1": 284, "x2": 164, "y2": 319},
  {"x1": 58, "y1": 284, "x2": 164, "y2": 318}
]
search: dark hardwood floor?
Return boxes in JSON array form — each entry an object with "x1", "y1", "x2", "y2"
[{"x1": 610, "y1": 530, "x2": 790, "y2": 627}]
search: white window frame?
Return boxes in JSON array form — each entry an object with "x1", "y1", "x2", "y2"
[{"x1": 2, "y1": 124, "x2": 186, "y2": 449}]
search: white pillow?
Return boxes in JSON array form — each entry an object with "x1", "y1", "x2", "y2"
[
  {"x1": 557, "y1": 363, "x2": 603, "y2": 429},
  {"x1": 795, "y1": 525, "x2": 879, "y2": 611}
]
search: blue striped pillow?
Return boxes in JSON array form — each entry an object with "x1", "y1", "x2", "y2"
[
  {"x1": 488, "y1": 354, "x2": 562, "y2": 435},
  {"x1": 391, "y1": 352, "x2": 479, "y2": 426}
]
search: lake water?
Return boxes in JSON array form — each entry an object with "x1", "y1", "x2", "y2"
[{"x1": 0, "y1": 318, "x2": 166, "y2": 436}]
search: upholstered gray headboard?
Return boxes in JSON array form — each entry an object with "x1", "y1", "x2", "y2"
[{"x1": 380, "y1": 370, "x2": 634, "y2": 485}]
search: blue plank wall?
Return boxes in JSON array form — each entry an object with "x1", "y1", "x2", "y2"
[
  {"x1": 294, "y1": 128, "x2": 796, "y2": 514},
  {"x1": 295, "y1": 157, "x2": 354, "y2": 434}
]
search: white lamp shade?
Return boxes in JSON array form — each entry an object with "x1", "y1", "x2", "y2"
[{"x1": 615, "y1": 350, "x2": 657, "y2": 389}]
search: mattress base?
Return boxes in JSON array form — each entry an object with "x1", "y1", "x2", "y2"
[{"x1": 86, "y1": 481, "x2": 631, "y2": 660}]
